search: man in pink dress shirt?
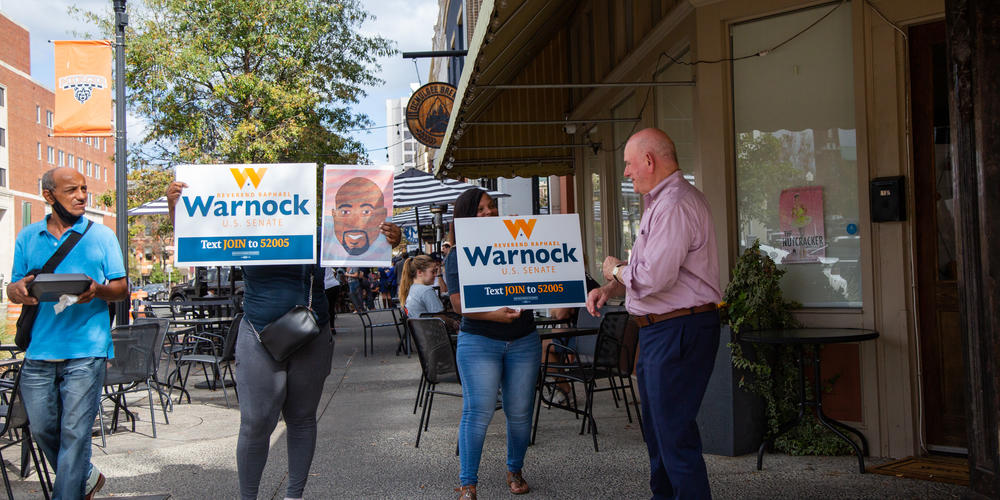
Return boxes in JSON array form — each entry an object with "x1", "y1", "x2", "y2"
[{"x1": 587, "y1": 128, "x2": 722, "y2": 500}]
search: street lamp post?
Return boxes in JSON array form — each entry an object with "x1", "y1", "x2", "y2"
[
  {"x1": 429, "y1": 204, "x2": 446, "y2": 253},
  {"x1": 113, "y1": 0, "x2": 129, "y2": 325}
]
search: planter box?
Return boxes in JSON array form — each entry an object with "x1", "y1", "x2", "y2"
[{"x1": 696, "y1": 325, "x2": 765, "y2": 456}]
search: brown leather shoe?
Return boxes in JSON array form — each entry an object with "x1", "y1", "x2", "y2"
[
  {"x1": 455, "y1": 484, "x2": 477, "y2": 500},
  {"x1": 507, "y1": 471, "x2": 530, "y2": 494},
  {"x1": 84, "y1": 472, "x2": 105, "y2": 500}
]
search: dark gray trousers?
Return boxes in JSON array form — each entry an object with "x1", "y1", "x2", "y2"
[{"x1": 235, "y1": 319, "x2": 334, "y2": 499}]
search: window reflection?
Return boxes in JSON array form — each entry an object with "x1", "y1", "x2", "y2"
[
  {"x1": 584, "y1": 156, "x2": 604, "y2": 279},
  {"x1": 613, "y1": 94, "x2": 641, "y2": 260},
  {"x1": 656, "y1": 49, "x2": 696, "y2": 184},
  {"x1": 732, "y1": 2, "x2": 861, "y2": 307}
]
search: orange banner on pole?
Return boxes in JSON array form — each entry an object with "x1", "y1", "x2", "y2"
[{"x1": 53, "y1": 40, "x2": 113, "y2": 137}]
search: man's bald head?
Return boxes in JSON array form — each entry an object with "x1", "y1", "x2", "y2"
[
  {"x1": 333, "y1": 177, "x2": 388, "y2": 256},
  {"x1": 42, "y1": 167, "x2": 86, "y2": 192},
  {"x1": 41, "y1": 167, "x2": 89, "y2": 223},
  {"x1": 336, "y1": 177, "x2": 385, "y2": 207},
  {"x1": 623, "y1": 128, "x2": 680, "y2": 194},
  {"x1": 626, "y1": 128, "x2": 678, "y2": 170}
]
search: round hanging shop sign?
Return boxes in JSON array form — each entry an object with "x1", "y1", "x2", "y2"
[{"x1": 406, "y1": 82, "x2": 457, "y2": 148}]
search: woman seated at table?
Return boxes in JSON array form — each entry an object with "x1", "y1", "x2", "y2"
[
  {"x1": 400, "y1": 254, "x2": 460, "y2": 336},
  {"x1": 398, "y1": 255, "x2": 443, "y2": 319},
  {"x1": 445, "y1": 188, "x2": 539, "y2": 500},
  {"x1": 167, "y1": 180, "x2": 401, "y2": 500}
]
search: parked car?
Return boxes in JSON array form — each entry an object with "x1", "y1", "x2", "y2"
[
  {"x1": 139, "y1": 283, "x2": 169, "y2": 301},
  {"x1": 169, "y1": 266, "x2": 244, "y2": 311}
]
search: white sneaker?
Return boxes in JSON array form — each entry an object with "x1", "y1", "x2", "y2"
[{"x1": 545, "y1": 386, "x2": 569, "y2": 408}]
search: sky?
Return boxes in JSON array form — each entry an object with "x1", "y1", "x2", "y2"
[{"x1": 0, "y1": 0, "x2": 439, "y2": 163}]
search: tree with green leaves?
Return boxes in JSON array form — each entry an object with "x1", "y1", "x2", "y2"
[
  {"x1": 735, "y1": 132, "x2": 805, "y2": 242},
  {"x1": 98, "y1": 164, "x2": 175, "y2": 282},
  {"x1": 75, "y1": 0, "x2": 394, "y2": 165}
]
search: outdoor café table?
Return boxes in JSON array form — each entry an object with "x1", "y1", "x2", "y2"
[
  {"x1": 0, "y1": 356, "x2": 22, "y2": 378},
  {"x1": 0, "y1": 344, "x2": 22, "y2": 359},
  {"x1": 162, "y1": 325, "x2": 196, "y2": 402},
  {"x1": 156, "y1": 298, "x2": 233, "y2": 319},
  {"x1": 171, "y1": 316, "x2": 234, "y2": 336},
  {"x1": 738, "y1": 327, "x2": 879, "y2": 474},
  {"x1": 534, "y1": 316, "x2": 573, "y2": 327},
  {"x1": 170, "y1": 317, "x2": 234, "y2": 390},
  {"x1": 538, "y1": 326, "x2": 599, "y2": 341}
]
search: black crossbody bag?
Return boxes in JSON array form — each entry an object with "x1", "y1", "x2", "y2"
[
  {"x1": 15, "y1": 220, "x2": 94, "y2": 350},
  {"x1": 246, "y1": 270, "x2": 321, "y2": 362}
]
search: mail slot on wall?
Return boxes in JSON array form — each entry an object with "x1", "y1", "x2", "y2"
[{"x1": 870, "y1": 176, "x2": 906, "y2": 222}]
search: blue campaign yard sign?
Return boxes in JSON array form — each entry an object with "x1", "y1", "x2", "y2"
[
  {"x1": 174, "y1": 164, "x2": 317, "y2": 266},
  {"x1": 454, "y1": 214, "x2": 587, "y2": 313}
]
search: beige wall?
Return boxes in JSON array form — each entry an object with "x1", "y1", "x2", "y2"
[{"x1": 568, "y1": 0, "x2": 945, "y2": 458}]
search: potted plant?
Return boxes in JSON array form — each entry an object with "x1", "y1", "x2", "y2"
[
  {"x1": 696, "y1": 240, "x2": 786, "y2": 456},
  {"x1": 700, "y1": 241, "x2": 851, "y2": 457}
]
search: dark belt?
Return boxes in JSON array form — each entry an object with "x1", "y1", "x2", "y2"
[{"x1": 632, "y1": 303, "x2": 718, "y2": 328}]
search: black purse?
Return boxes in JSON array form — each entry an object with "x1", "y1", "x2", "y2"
[{"x1": 248, "y1": 271, "x2": 321, "y2": 362}]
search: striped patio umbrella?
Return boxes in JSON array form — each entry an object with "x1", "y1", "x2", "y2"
[
  {"x1": 393, "y1": 168, "x2": 507, "y2": 246},
  {"x1": 393, "y1": 168, "x2": 507, "y2": 208},
  {"x1": 127, "y1": 196, "x2": 169, "y2": 216},
  {"x1": 393, "y1": 205, "x2": 454, "y2": 227}
]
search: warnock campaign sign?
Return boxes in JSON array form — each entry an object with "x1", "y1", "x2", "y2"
[
  {"x1": 174, "y1": 164, "x2": 316, "y2": 266},
  {"x1": 455, "y1": 214, "x2": 587, "y2": 313}
]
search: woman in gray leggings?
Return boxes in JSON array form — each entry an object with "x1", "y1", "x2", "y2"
[
  {"x1": 168, "y1": 180, "x2": 401, "y2": 498},
  {"x1": 234, "y1": 280, "x2": 333, "y2": 500}
]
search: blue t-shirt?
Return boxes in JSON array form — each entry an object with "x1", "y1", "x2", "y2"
[
  {"x1": 242, "y1": 264, "x2": 330, "y2": 332},
  {"x1": 11, "y1": 216, "x2": 126, "y2": 360},
  {"x1": 443, "y1": 249, "x2": 534, "y2": 341},
  {"x1": 405, "y1": 283, "x2": 443, "y2": 319}
]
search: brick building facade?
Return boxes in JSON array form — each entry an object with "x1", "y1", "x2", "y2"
[{"x1": 0, "y1": 13, "x2": 116, "y2": 286}]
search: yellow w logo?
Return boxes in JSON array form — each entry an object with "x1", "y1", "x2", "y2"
[
  {"x1": 230, "y1": 167, "x2": 267, "y2": 189},
  {"x1": 503, "y1": 218, "x2": 537, "y2": 240}
]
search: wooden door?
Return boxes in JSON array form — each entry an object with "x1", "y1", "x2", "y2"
[{"x1": 910, "y1": 21, "x2": 967, "y2": 451}]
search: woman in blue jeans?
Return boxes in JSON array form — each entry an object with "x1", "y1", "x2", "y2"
[{"x1": 444, "y1": 188, "x2": 540, "y2": 500}]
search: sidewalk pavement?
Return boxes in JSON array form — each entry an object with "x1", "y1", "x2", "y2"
[{"x1": 3, "y1": 311, "x2": 966, "y2": 499}]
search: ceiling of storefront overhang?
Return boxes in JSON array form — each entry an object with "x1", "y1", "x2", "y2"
[{"x1": 434, "y1": 0, "x2": 581, "y2": 180}]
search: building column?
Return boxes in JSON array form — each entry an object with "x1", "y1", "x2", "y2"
[{"x1": 946, "y1": 0, "x2": 1000, "y2": 497}]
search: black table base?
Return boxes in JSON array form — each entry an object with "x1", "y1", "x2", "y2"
[{"x1": 756, "y1": 344, "x2": 870, "y2": 473}]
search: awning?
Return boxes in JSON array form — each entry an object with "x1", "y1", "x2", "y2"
[
  {"x1": 434, "y1": 0, "x2": 581, "y2": 179},
  {"x1": 128, "y1": 196, "x2": 168, "y2": 216}
]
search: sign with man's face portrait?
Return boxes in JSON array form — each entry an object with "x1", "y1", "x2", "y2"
[{"x1": 320, "y1": 165, "x2": 394, "y2": 266}]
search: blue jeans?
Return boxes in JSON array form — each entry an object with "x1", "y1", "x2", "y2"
[
  {"x1": 636, "y1": 311, "x2": 719, "y2": 500},
  {"x1": 455, "y1": 331, "x2": 541, "y2": 486},
  {"x1": 20, "y1": 357, "x2": 106, "y2": 500}
]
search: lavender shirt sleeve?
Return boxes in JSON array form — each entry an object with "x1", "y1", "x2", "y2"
[{"x1": 620, "y1": 202, "x2": 694, "y2": 301}]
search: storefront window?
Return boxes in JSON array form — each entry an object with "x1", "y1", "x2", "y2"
[
  {"x1": 584, "y1": 151, "x2": 604, "y2": 279},
  {"x1": 613, "y1": 94, "x2": 641, "y2": 260},
  {"x1": 656, "y1": 49, "x2": 696, "y2": 184},
  {"x1": 732, "y1": 2, "x2": 861, "y2": 307}
]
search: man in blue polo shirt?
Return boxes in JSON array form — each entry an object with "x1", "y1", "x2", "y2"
[{"x1": 6, "y1": 167, "x2": 128, "y2": 500}]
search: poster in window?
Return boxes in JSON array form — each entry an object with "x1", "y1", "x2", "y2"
[{"x1": 778, "y1": 186, "x2": 825, "y2": 263}]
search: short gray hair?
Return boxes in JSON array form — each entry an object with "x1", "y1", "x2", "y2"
[{"x1": 41, "y1": 168, "x2": 58, "y2": 192}]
